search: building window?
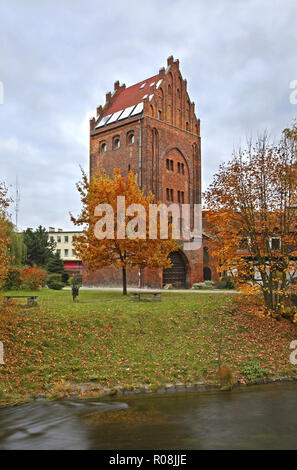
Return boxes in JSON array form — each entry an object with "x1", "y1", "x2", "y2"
[
  {"x1": 113, "y1": 137, "x2": 120, "y2": 149},
  {"x1": 166, "y1": 159, "x2": 169, "y2": 170},
  {"x1": 181, "y1": 191, "x2": 184, "y2": 203},
  {"x1": 181, "y1": 163, "x2": 184, "y2": 175},
  {"x1": 271, "y1": 238, "x2": 280, "y2": 250},
  {"x1": 101, "y1": 142, "x2": 107, "y2": 153},
  {"x1": 166, "y1": 188, "x2": 173, "y2": 201},
  {"x1": 170, "y1": 160, "x2": 173, "y2": 171},
  {"x1": 64, "y1": 236, "x2": 68, "y2": 243},
  {"x1": 50, "y1": 236, "x2": 54, "y2": 242},
  {"x1": 72, "y1": 250, "x2": 75, "y2": 256},
  {"x1": 186, "y1": 122, "x2": 189, "y2": 131},
  {"x1": 127, "y1": 132, "x2": 135, "y2": 145},
  {"x1": 177, "y1": 190, "x2": 181, "y2": 203},
  {"x1": 177, "y1": 88, "x2": 180, "y2": 98},
  {"x1": 168, "y1": 84, "x2": 171, "y2": 94},
  {"x1": 158, "y1": 110, "x2": 162, "y2": 120},
  {"x1": 128, "y1": 164, "x2": 131, "y2": 172},
  {"x1": 64, "y1": 249, "x2": 68, "y2": 256},
  {"x1": 177, "y1": 162, "x2": 180, "y2": 174},
  {"x1": 57, "y1": 249, "x2": 61, "y2": 256},
  {"x1": 57, "y1": 236, "x2": 61, "y2": 243}
]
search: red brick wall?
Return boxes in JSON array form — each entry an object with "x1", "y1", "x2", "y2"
[{"x1": 86, "y1": 57, "x2": 204, "y2": 288}]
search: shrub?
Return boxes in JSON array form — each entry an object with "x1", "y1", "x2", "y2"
[
  {"x1": 70, "y1": 273, "x2": 82, "y2": 286},
  {"x1": 21, "y1": 266, "x2": 46, "y2": 290},
  {"x1": 48, "y1": 281, "x2": 64, "y2": 290},
  {"x1": 192, "y1": 280, "x2": 214, "y2": 290},
  {"x1": 215, "y1": 276, "x2": 235, "y2": 290},
  {"x1": 61, "y1": 271, "x2": 70, "y2": 284},
  {"x1": 3, "y1": 266, "x2": 22, "y2": 290},
  {"x1": 47, "y1": 273, "x2": 65, "y2": 290},
  {"x1": 241, "y1": 361, "x2": 268, "y2": 382}
]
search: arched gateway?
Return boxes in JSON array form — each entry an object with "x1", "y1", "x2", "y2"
[{"x1": 163, "y1": 251, "x2": 187, "y2": 288}]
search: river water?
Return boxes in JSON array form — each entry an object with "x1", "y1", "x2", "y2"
[{"x1": 1, "y1": 383, "x2": 297, "y2": 450}]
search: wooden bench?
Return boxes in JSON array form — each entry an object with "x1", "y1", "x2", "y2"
[
  {"x1": 130, "y1": 292, "x2": 161, "y2": 302},
  {"x1": 4, "y1": 295, "x2": 38, "y2": 307}
]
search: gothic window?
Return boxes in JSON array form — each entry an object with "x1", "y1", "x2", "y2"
[
  {"x1": 100, "y1": 142, "x2": 107, "y2": 153},
  {"x1": 168, "y1": 84, "x2": 171, "y2": 94},
  {"x1": 158, "y1": 110, "x2": 162, "y2": 120},
  {"x1": 127, "y1": 132, "x2": 135, "y2": 145},
  {"x1": 113, "y1": 136, "x2": 120, "y2": 149}
]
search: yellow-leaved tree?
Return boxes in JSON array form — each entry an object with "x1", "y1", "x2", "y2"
[
  {"x1": 204, "y1": 130, "x2": 297, "y2": 314},
  {"x1": 71, "y1": 169, "x2": 178, "y2": 295}
]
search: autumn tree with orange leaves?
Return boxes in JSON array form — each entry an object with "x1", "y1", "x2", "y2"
[
  {"x1": 71, "y1": 169, "x2": 178, "y2": 295},
  {"x1": 204, "y1": 129, "x2": 297, "y2": 314},
  {"x1": 0, "y1": 182, "x2": 10, "y2": 291}
]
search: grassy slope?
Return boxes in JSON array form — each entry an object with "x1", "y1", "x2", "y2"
[{"x1": 0, "y1": 288, "x2": 297, "y2": 406}]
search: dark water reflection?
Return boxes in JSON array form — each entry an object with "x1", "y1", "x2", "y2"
[{"x1": 1, "y1": 383, "x2": 297, "y2": 449}]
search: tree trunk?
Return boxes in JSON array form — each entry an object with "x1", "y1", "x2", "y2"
[{"x1": 122, "y1": 267, "x2": 127, "y2": 295}]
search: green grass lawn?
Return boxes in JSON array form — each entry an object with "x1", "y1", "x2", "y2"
[{"x1": 0, "y1": 288, "x2": 297, "y2": 406}]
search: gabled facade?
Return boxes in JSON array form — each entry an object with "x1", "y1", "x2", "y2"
[{"x1": 85, "y1": 56, "x2": 211, "y2": 288}]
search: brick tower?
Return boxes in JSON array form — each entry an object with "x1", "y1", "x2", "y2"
[{"x1": 86, "y1": 56, "x2": 204, "y2": 288}]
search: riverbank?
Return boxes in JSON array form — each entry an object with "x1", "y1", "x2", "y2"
[{"x1": 1, "y1": 289, "x2": 297, "y2": 407}]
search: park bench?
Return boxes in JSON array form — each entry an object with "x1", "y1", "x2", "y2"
[
  {"x1": 130, "y1": 291, "x2": 161, "y2": 302},
  {"x1": 4, "y1": 295, "x2": 38, "y2": 307}
]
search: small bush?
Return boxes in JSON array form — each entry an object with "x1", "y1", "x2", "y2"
[
  {"x1": 3, "y1": 266, "x2": 22, "y2": 290},
  {"x1": 47, "y1": 273, "x2": 65, "y2": 290},
  {"x1": 48, "y1": 281, "x2": 65, "y2": 290},
  {"x1": 241, "y1": 361, "x2": 268, "y2": 382},
  {"x1": 21, "y1": 266, "x2": 46, "y2": 290},
  {"x1": 61, "y1": 271, "x2": 70, "y2": 284},
  {"x1": 215, "y1": 276, "x2": 235, "y2": 290},
  {"x1": 192, "y1": 280, "x2": 214, "y2": 290},
  {"x1": 70, "y1": 273, "x2": 82, "y2": 286}
]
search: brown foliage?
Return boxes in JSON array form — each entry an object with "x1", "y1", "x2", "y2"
[
  {"x1": 71, "y1": 169, "x2": 178, "y2": 294},
  {"x1": 204, "y1": 129, "x2": 297, "y2": 313}
]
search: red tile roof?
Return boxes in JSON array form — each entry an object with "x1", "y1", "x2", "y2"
[{"x1": 104, "y1": 73, "x2": 160, "y2": 116}]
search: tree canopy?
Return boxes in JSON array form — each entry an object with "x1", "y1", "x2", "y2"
[
  {"x1": 71, "y1": 169, "x2": 178, "y2": 294},
  {"x1": 205, "y1": 129, "x2": 297, "y2": 313}
]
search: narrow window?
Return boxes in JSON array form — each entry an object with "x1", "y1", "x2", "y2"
[
  {"x1": 186, "y1": 122, "x2": 189, "y2": 131},
  {"x1": 113, "y1": 137, "x2": 120, "y2": 149},
  {"x1": 158, "y1": 110, "x2": 162, "y2": 120},
  {"x1": 181, "y1": 163, "x2": 184, "y2": 175},
  {"x1": 168, "y1": 84, "x2": 171, "y2": 94},
  {"x1": 128, "y1": 164, "x2": 131, "y2": 172},
  {"x1": 127, "y1": 133, "x2": 134, "y2": 145},
  {"x1": 170, "y1": 160, "x2": 173, "y2": 171},
  {"x1": 178, "y1": 191, "x2": 180, "y2": 203},
  {"x1": 57, "y1": 236, "x2": 61, "y2": 243},
  {"x1": 177, "y1": 162, "x2": 180, "y2": 174},
  {"x1": 181, "y1": 192, "x2": 184, "y2": 203},
  {"x1": 166, "y1": 188, "x2": 169, "y2": 200},
  {"x1": 64, "y1": 236, "x2": 68, "y2": 243},
  {"x1": 166, "y1": 159, "x2": 169, "y2": 170},
  {"x1": 170, "y1": 189, "x2": 173, "y2": 201},
  {"x1": 64, "y1": 249, "x2": 68, "y2": 257},
  {"x1": 101, "y1": 142, "x2": 107, "y2": 152}
]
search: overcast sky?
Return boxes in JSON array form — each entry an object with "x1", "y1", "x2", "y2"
[{"x1": 0, "y1": 0, "x2": 296, "y2": 230}]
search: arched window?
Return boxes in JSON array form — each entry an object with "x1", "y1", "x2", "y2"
[
  {"x1": 100, "y1": 142, "x2": 107, "y2": 153},
  {"x1": 127, "y1": 132, "x2": 135, "y2": 145},
  {"x1": 186, "y1": 122, "x2": 189, "y2": 131},
  {"x1": 158, "y1": 110, "x2": 162, "y2": 120},
  {"x1": 168, "y1": 84, "x2": 171, "y2": 94},
  {"x1": 113, "y1": 136, "x2": 120, "y2": 149}
]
